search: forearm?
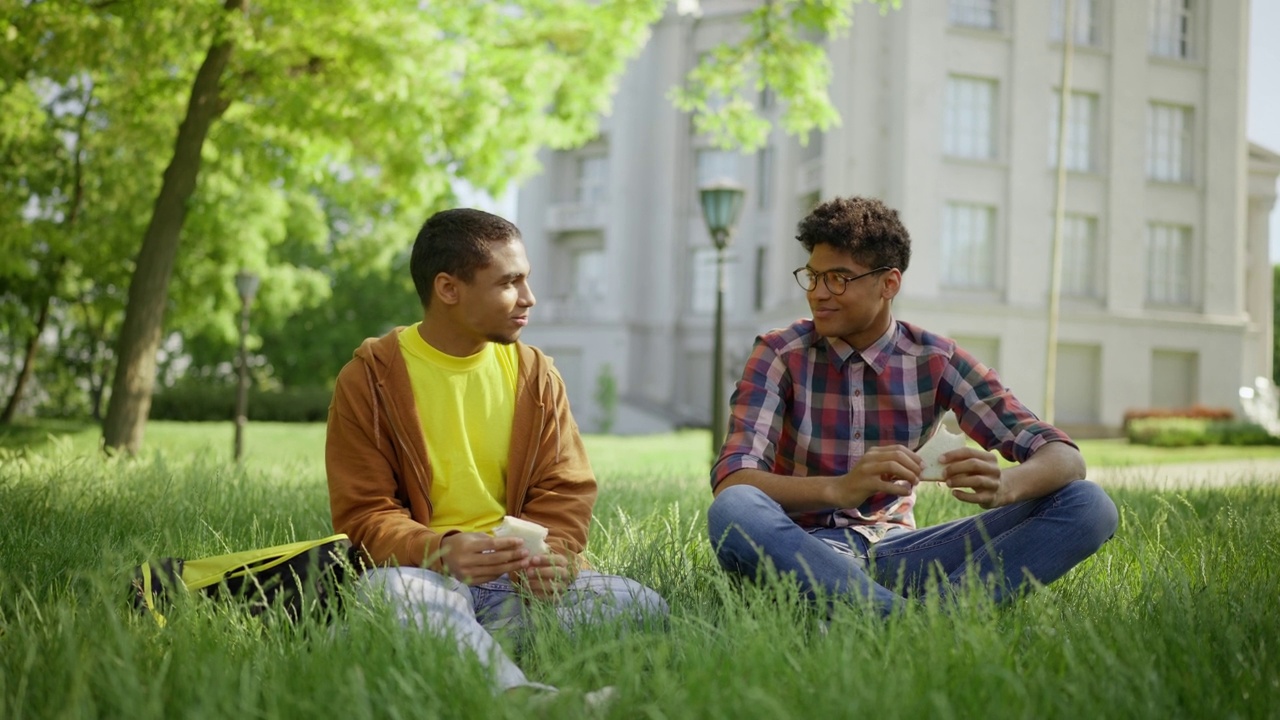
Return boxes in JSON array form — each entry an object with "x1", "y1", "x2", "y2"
[
  {"x1": 1001, "y1": 441, "x2": 1086, "y2": 504},
  {"x1": 715, "y1": 467, "x2": 860, "y2": 513}
]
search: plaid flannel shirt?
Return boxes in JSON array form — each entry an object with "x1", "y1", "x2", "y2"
[{"x1": 711, "y1": 318, "x2": 1073, "y2": 541}]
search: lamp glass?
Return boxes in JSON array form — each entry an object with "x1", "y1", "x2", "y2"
[
  {"x1": 699, "y1": 182, "x2": 745, "y2": 248},
  {"x1": 235, "y1": 271, "x2": 260, "y2": 302}
]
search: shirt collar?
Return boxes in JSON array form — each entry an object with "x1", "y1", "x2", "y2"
[{"x1": 816, "y1": 319, "x2": 899, "y2": 374}]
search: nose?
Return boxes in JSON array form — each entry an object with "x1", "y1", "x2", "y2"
[
  {"x1": 519, "y1": 281, "x2": 536, "y2": 308},
  {"x1": 809, "y1": 278, "x2": 833, "y2": 300}
]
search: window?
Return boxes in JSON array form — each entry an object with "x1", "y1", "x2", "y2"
[
  {"x1": 1149, "y1": 0, "x2": 1193, "y2": 59},
  {"x1": 1050, "y1": 0, "x2": 1099, "y2": 46},
  {"x1": 575, "y1": 155, "x2": 608, "y2": 203},
  {"x1": 1054, "y1": 344, "x2": 1102, "y2": 424},
  {"x1": 1057, "y1": 214, "x2": 1099, "y2": 298},
  {"x1": 569, "y1": 247, "x2": 605, "y2": 301},
  {"x1": 1145, "y1": 223, "x2": 1193, "y2": 306},
  {"x1": 951, "y1": 335, "x2": 1001, "y2": 372},
  {"x1": 1146, "y1": 103, "x2": 1192, "y2": 182},
  {"x1": 754, "y1": 246, "x2": 767, "y2": 311},
  {"x1": 756, "y1": 145, "x2": 773, "y2": 208},
  {"x1": 949, "y1": 0, "x2": 998, "y2": 29},
  {"x1": 696, "y1": 149, "x2": 742, "y2": 188},
  {"x1": 1150, "y1": 349, "x2": 1198, "y2": 408},
  {"x1": 1048, "y1": 92, "x2": 1098, "y2": 172},
  {"x1": 690, "y1": 247, "x2": 731, "y2": 314},
  {"x1": 941, "y1": 203, "x2": 997, "y2": 289},
  {"x1": 944, "y1": 77, "x2": 997, "y2": 160}
]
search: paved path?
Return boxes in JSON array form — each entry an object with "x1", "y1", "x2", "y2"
[{"x1": 1089, "y1": 458, "x2": 1280, "y2": 489}]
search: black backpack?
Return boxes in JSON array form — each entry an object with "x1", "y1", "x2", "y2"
[{"x1": 132, "y1": 533, "x2": 364, "y2": 624}]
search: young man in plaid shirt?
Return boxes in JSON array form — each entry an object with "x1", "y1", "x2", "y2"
[{"x1": 707, "y1": 196, "x2": 1118, "y2": 616}]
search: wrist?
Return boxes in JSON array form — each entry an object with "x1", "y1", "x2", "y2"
[{"x1": 826, "y1": 477, "x2": 864, "y2": 510}]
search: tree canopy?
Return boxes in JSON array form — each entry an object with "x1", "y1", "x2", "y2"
[{"x1": 1, "y1": 0, "x2": 885, "y2": 449}]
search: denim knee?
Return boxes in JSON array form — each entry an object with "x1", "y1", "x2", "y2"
[
  {"x1": 707, "y1": 484, "x2": 772, "y2": 546},
  {"x1": 1058, "y1": 480, "x2": 1119, "y2": 548}
]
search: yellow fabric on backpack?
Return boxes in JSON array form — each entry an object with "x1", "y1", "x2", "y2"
[{"x1": 399, "y1": 324, "x2": 518, "y2": 535}]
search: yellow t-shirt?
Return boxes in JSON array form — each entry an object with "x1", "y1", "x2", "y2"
[{"x1": 398, "y1": 324, "x2": 518, "y2": 534}]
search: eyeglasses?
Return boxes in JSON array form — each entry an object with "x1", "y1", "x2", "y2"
[{"x1": 792, "y1": 266, "x2": 891, "y2": 295}]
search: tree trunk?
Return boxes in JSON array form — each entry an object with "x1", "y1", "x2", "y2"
[
  {"x1": 102, "y1": 0, "x2": 246, "y2": 453},
  {"x1": 1, "y1": 79, "x2": 92, "y2": 425},
  {"x1": 0, "y1": 288, "x2": 54, "y2": 424}
]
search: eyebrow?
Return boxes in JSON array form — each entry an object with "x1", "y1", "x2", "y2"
[
  {"x1": 497, "y1": 271, "x2": 528, "y2": 284},
  {"x1": 806, "y1": 265, "x2": 856, "y2": 275}
]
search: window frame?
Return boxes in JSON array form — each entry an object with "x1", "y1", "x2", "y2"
[
  {"x1": 941, "y1": 202, "x2": 999, "y2": 290},
  {"x1": 948, "y1": 0, "x2": 1000, "y2": 30},
  {"x1": 1144, "y1": 222, "x2": 1195, "y2": 308},
  {"x1": 1146, "y1": 102, "x2": 1194, "y2": 183},
  {"x1": 1149, "y1": 0, "x2": 1195, "y2": 60},
  {"x1": 943, "y1": 75, "x2": 999, "y2": 161}
]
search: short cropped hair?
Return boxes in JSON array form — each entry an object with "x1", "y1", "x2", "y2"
[
  {"x1": 795, "y1": 196, "x2": 911, "y2": 273},
  {"x1": 410, "y1": 208, "x2": 522, "y2": 308}
]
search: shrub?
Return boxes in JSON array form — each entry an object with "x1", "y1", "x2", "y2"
[
  {"x1": 1122, "y1": 405, "x2": 1235, "y2": 429},
  {"x1": 1207, "y1": 421, "x2": 1280, "y2": 447},
  {"x1": 149, "y1": 386, "x2": 332, "y2": 423},
  {"x1": 1126, "y1": 417, "x2": 1280, "y2": 447},
  {"x1": 1126, "y1": 417, "x2": 1214, "y2": 447}
]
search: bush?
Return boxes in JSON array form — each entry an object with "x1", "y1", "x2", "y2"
[
  {"x1": 1207, "y1": 421, "x2": 1280, "y2": 447},
  {"x1": 1122, "y1": 405, "x2": 1235, "y2": 429},
  {"x1": 149, "y1": 386, "x2": 332, "y2": 423},
  {"x1": 1126, "y1": 417, "x2": 1280, "y2": 447},
  {"x1": 1126, "y1": 417, "x2": 1214, "y2": 447}
]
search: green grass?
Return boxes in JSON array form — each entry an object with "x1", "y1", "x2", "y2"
[
  {"x1": 2, "y1": 422, "x2": 1279, "y2": 718},
  {"x1": 8, "y1": 419, "x2": 1280, "y2": 470}
]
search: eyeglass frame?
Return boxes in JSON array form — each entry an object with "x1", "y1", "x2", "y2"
[{"x1": 792, "y1": 265, "x2": 893, "y2": 295}]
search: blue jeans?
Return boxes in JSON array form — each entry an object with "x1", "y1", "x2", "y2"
[
  {"x1": 707, "y1": 481, "x2": 1118, "y2": 616},
  {"x1": 360, "y1": 568, "x2": 667, "y2": 692}
]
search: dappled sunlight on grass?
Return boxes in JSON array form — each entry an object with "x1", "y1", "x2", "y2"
[{"x1": 2, "y1": 427, "x2": 1280, "y2": 717}]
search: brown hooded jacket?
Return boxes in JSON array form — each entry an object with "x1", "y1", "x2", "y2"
[{"x1": 325, "y1": 328, "x2": 597, "y2": 570}]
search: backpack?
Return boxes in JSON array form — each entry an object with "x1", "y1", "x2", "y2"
[{"x1": 132, "y1": 533, "x2": 364, "y2": 625}]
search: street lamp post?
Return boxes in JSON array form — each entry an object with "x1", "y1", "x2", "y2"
[
  {"x1": 233, "y1": 270, "x2": 260, "y2": 463},
  {"x1": 698, "y1": 180, "x2": 746, "y2": 460}
]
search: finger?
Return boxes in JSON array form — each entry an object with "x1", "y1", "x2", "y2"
[
  {"x1": 487, "y1": 536, "x2": 526, "y2": 552},
  {"x1": 526, "y1": 554, "x2": 564, "y2": 568},
  {"x1": 944, "y1": 455, "x2": 999, "y2": 477},
  {"x1": 876, "y1": 477, "x2": 916, "y2": 496},
  {"x1": 871, "y1": 445, "x2": 924, "y2": 473},
  {"x1": 950, "y1": 487, "x2": 989, "y2": 505},
  {"x1": 538, "y1": 552, "x2": 569, "y2": 567},
  {"x1": 525, "y1": 571, "x2": 569, "y2": 598},
  {"x1": 471, "y1": 548, "x2": 530, "y2": 571},
  {"x1": 871, "y1": 460, "x2": 921, "y2": 486}
]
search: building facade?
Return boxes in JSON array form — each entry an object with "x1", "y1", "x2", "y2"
[{"x1": 517, "y1": 0, "x2": 1278, "y2": 436}]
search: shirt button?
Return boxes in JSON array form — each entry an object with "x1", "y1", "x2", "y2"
[
  {"x1": 854, "y1": 389, "x2": 862, "y2": 397},
  {"x1": 854, "y1": 432, "x2": 862, "y2": 439}
]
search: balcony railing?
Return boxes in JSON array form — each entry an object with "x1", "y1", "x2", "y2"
[
  {"x1": 545, "y1": 201, "x2": 608, "y2": 233},
  {"x1": 538, "y1": 295, "x2": 608, "y2": 324}
]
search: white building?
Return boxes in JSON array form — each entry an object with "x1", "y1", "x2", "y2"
[{"x1": 517, "y1": 0, "x2": 1279, "y2": 437}]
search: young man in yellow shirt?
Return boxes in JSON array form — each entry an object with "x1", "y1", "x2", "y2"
[{"x1": 326, "y1": 208, "x2": 666, "y2": 696}]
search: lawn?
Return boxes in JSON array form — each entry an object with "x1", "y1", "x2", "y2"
[{"x1": 1, "y1": 421, "x2": 1278, "y2": 718}]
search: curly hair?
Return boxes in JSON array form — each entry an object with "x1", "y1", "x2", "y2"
[
  {"x1": 410, "y1": 208, "x2": 522, "y2": 308},
  {"x1": 795, "y1": 196, "x2": 911, "y2": 272}
]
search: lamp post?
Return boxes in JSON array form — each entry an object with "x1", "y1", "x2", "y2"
[
  {"x1": 698, "y1": 180, "x2": 746, "y2": 460},
  {"x1": 233, "y1": 270, "x2": 260, "y2": 463}
]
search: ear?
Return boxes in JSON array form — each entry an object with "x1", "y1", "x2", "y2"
[
  {"x1": 433, "y1": 273, "x2": 461, "y2": 307},
  {"x1": 881, "y1": 269, "x2": 903, "y2": 300}
]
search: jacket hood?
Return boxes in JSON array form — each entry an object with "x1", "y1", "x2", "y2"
[{"x1": 352, "y1": 327, "x2": 550, "y2": 409}]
